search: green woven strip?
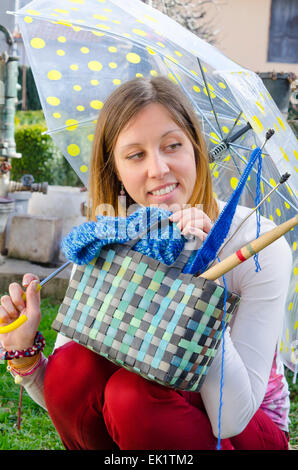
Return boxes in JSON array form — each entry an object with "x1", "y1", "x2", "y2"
[{"x1": 178, "y1": 338, "x2": 203, "y2": 354}]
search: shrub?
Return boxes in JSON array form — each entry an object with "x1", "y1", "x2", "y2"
[
  {"x1": 11, "y1": 124, "x2": 55, "y2": 184},
  {"x1": 12, "y1": 114, "x2": 82, "y2": 187}
]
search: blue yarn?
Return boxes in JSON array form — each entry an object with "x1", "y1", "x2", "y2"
[
  {"x1": 216, "y1": 256, "x2": 228, "y2": 451},
  {"x1": 253, "y1": 151, "x2": 263, "y2": 272},
  {"x1": 183, "y1": 147, "x2": 263, "y2": 275}
]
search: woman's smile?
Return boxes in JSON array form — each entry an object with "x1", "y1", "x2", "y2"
[{"x1": 114, "y1": 103, "x2": 197, "y2": 211}]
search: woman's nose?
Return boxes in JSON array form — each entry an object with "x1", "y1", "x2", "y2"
[{"x1": 147, "y1": 151, "x2": 170, "y2": 178}]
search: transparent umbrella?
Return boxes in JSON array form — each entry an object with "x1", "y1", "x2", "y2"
[{"x1": 11, "y1": 0, "x2": 298, "y2": 374}]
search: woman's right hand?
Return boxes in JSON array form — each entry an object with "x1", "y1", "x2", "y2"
[{"x1": 0, "y1": 273, "x2": 41, "y2": 352}]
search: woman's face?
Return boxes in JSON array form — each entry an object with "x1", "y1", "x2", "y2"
[{"x1": 113, "y1": 103, "x2": 197, "y2": 212}]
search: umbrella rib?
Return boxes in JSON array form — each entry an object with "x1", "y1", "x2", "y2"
[
  {"x1": 161, "y1": 58, "x2": 221, "y2": 137},
  {"x1": 230, "y1": 147, "x2": 298, "y2": 211},
  {"x1": 197, "y1": 58, "x2": 223, "y2": 140},
  {"x1": 41, "y1": 117, "x2": 98, "y2": 135},
  {"x1": 229, "y1": 142, "x2": 270, "y2": 157}
]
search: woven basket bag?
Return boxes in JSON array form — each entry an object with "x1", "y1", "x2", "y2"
[{"x1": 52, "y1": 220, "x2": 240, "y2": 392}]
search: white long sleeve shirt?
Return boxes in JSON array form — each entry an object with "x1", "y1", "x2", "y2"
[{"x1": 15, "y1": 201, "x2": 293, "y2": 438}]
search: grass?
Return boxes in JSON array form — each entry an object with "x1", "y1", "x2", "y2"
[
  {"x1": 0, "y1": 297, "x2": 64, "y2": 450},
  {"x1": 0, "y1": 297, "x2": 297, "y2": 450}
]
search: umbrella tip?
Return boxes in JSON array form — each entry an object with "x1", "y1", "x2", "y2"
[
  {"x1": 265, "y1": 129, "x2": 275, "y2": 140},
  {"x1": 279, "y1": 173, "x2": 291, "y2": 184}
]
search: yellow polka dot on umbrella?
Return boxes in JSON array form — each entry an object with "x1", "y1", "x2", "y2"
[
  {"x1": 88, "y1": 61, "x2": 103, "y2": 71},
  {"x1": 54, "y1": 8, "x2": 69, "y2": 14},
  {"x1": 47, "y1": 70, "x2": 62, "y2": 80},
  {"x1": 73, "y1": 84, "x2": 82, "y2": 91},
  {"x1": 70, "y1": 64, "x2": 79, "y2": 70},
  {"x1": 56, "y1": 49, "x2": 65, "y2": 56},
  {"x1": 30, "y1": 37, "x2": 45, "y2": 49},
  {"x1": 26, "y1": 9, "x2": 41, "y2": 15},
  {"x1": 80, "y1": 165, "x2": 88, "y2": 173},
  {"x1": 65, "y1": 119, "x2": 78, "y2": 131},
  {"x1": 251, "y1": 115, "x2": 263, "y2": 133},
  {"x1": 133, "y1": 29, "x2": 147, "y2": 37},
  {"x1": 95, "y1": 23, "x2": 110, "y2": 30},
  {"x1": 80, "y1": 47, "x2": 89, "y2": 54},
  {"x1": 90, "y1": 100, "x2": 103, "y2": 110},
  {"x1": 146, "y1": 47, "x2": 156, "y2": 55},
  {"x1": 280, "y1": 146, "x2": 289, "y2": 162},
  {"x1": 93, "y1": 14, "x2": 108, "y2": 20},
  {"x1": 68, "y1": 144, "x2": 80, "y2": 156},
  {"x1": 109, "y1": 62, "x2": 117, "y2": 69},
  {"x1": 230, "y1": 177, "x2": 239, "y2": 190},
  {"x1": 126, "y1": 52, "x2": 141, "y2": 64},
  {"x1": 270, "y1": 177, "x2": 277, "y2": 187},
  {"x1": 46, "y1": 96, "x2": 60, "y2": 106},
  {"x1": 277, "y1": 117, "x2": 285, "y2": 131}
]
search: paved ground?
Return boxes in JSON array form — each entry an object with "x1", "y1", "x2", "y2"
[{"x1": 0, "y1": 256, "x2": 72, "y2": 301}]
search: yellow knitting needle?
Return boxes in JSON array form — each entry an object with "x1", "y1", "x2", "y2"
[{"x1": 0, "y1": 261, "x2": 71, "y2": 334}]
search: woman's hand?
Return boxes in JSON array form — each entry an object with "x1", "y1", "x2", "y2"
[
  {"x1": 169, "y1": 206, "x2": 213, "y2": 248},
  {"x1": 0, "y1": 273, "x2": 41, "y2": 352}
]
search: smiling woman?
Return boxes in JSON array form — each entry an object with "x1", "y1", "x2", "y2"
[
  {"x1": 0, "y1": 76, "x2": 293, "y2": 451},
  {"x1": 88, "y1": 77, "x2": 218, "y2": 223}
]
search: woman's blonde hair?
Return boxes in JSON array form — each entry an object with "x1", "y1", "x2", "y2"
[{"x1": 88, "y1": 76, "x2": 218, "y2": 221}]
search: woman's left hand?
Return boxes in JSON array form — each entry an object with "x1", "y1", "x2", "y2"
[{"x1": 169, "y1": 207, "x2": 213, "y2": 245}]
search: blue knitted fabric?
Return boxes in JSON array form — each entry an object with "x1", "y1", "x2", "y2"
[
  {"x1": 61, "y1": 147, "x2": 262, "y2": 275},
  {"x1": 61, "y1": 206, "x2": 186, "y2": 268}
]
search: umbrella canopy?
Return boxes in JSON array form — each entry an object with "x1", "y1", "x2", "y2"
[{"x1": 12, "y1": 0, "x2": 298, "y2": 373}]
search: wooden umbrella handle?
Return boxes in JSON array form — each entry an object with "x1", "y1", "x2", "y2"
[{"x1": 201, "y1": 214, "x2": 298, "y2": 281}]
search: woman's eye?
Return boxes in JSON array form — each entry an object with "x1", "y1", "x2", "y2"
[
  {"x1": 167, "y1": 143, "x2": 182, "y2": 151},
  {"x1": 126, "y1": 152, "x2": 143, "y2": 160}
]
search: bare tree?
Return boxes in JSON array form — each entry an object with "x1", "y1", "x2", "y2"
[{"x1": 140, "y1": 0, "x2": 222, "y2": 44}]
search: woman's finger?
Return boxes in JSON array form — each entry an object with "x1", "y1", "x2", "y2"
[
  {"x1": 0, "y1": 294, "x2": 20, "y2": 319},
  {"x1": 8, "y1": 282, "x2": 26, "y2": 312},
  {"x1": 0, "y1": 305, "x2": 12, "y2": 324},
  {"x1": 182, "y1": 224, "x2": 208, "y2": 241},
  {"x1": 22, "y1": 273, "x2": 40, "y2": 288},
  {"x1": 171, "y1": 208, "x2": 213, "y2": 235}
]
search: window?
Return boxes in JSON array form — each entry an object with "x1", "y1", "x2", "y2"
[{"x1": 268, "y1": 0, "x2": 298, "y2": 63}]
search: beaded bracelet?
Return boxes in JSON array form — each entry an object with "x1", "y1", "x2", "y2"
[
  {"x1": 1, "y1": 331, "x2": 45, "y2": 361},
  {"x1": 7, "y1": 353, "x2": 43, "y2": 384}
]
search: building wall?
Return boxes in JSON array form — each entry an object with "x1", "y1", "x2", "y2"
[{"x1": 205, "y1": 0, "x2": 298, "y2": 74}]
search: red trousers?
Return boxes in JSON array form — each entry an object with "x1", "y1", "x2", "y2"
[{"x1": 44, "y1": 341, "x2": 289, "y2": 451}]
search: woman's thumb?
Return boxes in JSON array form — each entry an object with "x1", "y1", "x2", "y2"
[{"x1": 25, "y1": 280, "x2": 41, "y2": 315}]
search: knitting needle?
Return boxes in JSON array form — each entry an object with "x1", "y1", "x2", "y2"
[
  {"x1": 22, "y1": 260, "x2": 72, "y2": 298},
  {"x1": 201, "y1": 214, "x2": 298, "y2": 281},
  {"x1": 218, "y1": 172, "x2": 291, "y2": 254},
  {"x1": 0, "y1": 260, "x2": 72, "y2": 333}
]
